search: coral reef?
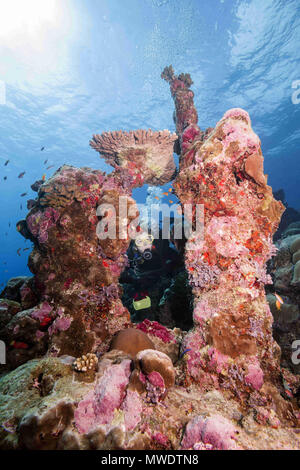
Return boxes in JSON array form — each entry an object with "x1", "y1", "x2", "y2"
[{"x1": 0, "y1": 66, "x2": 299, "y2": 450}]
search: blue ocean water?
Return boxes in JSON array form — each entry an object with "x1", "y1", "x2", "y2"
[{"x1": 0, "y1": 0, "x2": 299, "y2": 287}]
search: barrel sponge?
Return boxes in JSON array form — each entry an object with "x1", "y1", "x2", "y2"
[
  {"x1": 109, "y1": 328, "x2": 155, "y2": 358},
  {"x1": 135, "y1": 349, "x2": 175, "y2": 389}
]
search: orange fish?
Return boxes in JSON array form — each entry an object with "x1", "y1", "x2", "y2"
[
  {"x1": 169, "y1": 200, "x2": 174, "y2": 204},
  {"x1": 163, "y1": 192, "x2": 169, "y2": 196},
  {"x1": 275, "y1": 293, "x2": 284, "y2": 310},
  {"x1": 42, "y1": 174, "x2": 46, "y2": 181},
  {"x1": 102, "y1": 260, "x2": 109, "y2": 268},
  {"x1": 154, "y1": 196, "x2": 160, "y2": 200}
]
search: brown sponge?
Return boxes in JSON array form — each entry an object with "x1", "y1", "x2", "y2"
[{"x1": 109, "y1": 328, "x2": 155, "y2": 358}]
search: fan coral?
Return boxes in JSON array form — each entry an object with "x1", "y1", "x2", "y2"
[{"x1": 27, "y1": 208, "x2": 60, "y2": 244}]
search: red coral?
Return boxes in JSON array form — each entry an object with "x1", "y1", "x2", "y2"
[{"x1": 137, "y1": 319, "x2": 175, "y2": 343}]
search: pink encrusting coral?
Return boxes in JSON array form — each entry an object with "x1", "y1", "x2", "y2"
[
  {"x1": 74, "y1": 359, "x2": 132, "y2": 434},
  {"x1": 181, "y1": 414, "x2": 241, "y2": 450},
  {"x1": 14, "y1": 165, "x2": 137, "y2": 362}
]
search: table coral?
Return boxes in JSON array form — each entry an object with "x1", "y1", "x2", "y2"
[{"x1": 90, "y1": 129, "x2": 177, "y2": 186}]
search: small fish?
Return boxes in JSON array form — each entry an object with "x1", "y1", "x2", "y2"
[
  {"x1": 18, "y1": 172, "x2": 25, "y2": 179},
  {"x1": 3, "y1": 176, "x2": 7, "y2": 181},
  {"x1": 169, "y1": 200, "x2": 174, "y2": 204},
  {"x1": 41, "y1": 146, "x2": 45, "y2": 151},
  {"x1": 23, "y1": 248, "x2": 30, "y2": 252},
  {"x1": 275, "y1": 292, "x2": 284, "y2": 310},
  {"x1": 179, "y1": 348, "x2": 191, "y2": 359},
  {"x1": 1, "y1": 419, "x2": 17, "y2": 434},
  {"x1": 4, "y1": 159, "x2": 9, "y2": 166},
  {"x1": 46, "y1": 165, "x2": 54, "y2": 170},
  {"x1": 163, "y1": 192, "x2": 169, "y2": 196},
  {"x1": 20, "y1": 204, "x2": 23, "y2": 210},
  {"x1": 154, "y1": 196, "x2": 160, "y2": 200},
  {"x1": 20, "y1": 192, "x2": 27, "y2": 197},
  {"x1": 42, "y1": 174, "x2": 46, "y2": 181},
  {"x1": 8, "y1": 222, "x2": 11, "y2": 227},
  {"x1": 168, "y1": 188, "x2": 173, "y2": 192},
  {"x1": 17, "y1": 248, "x2": 21, "y2": 256},
  {"x1": 102, "y1": 260, "x2": 109, "y2": 268},
  {"x1": 44, "y1": 159, "x2": 48, "y2": 164}
]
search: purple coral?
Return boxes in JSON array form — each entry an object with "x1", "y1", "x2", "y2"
[
  {"x1": 27, "y1": 207, "x2": 60, "y2": 244},
  {"x1": 244, "y1": 360, "x2": 264, "y2": 391},
  {"x1": 31, "y1": 302, "x2": 53, "y2": 322},
  {"x1": 48, "y1": 308, "x2": 72, "y2": 336},
  {"x1": 79, "y1": 284, "x2": 119, "y2": 306}
]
